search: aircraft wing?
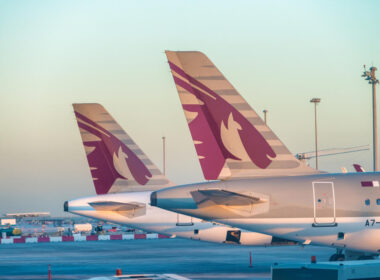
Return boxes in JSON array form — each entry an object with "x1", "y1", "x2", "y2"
[{"x1": 190, "y1": 189, "x2": 264, "y2": 207}]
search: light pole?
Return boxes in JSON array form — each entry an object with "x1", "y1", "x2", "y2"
[
  {"x1": 263, "y1": 109, "x2": 268, "y2": 124},
  {"x1": 310, "y1": 98, "x2": 321, "y2": 170},
  {"x1": 162, "y1": 136, "x2": 166, "y2": 175},
  {"x1": 362, "y1": 65, "x2": 379, "y2": 171}
]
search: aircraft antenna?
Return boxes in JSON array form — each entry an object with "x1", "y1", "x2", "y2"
[{"x1": 263, "y1": 109, "x2": 268, "y2": 124}]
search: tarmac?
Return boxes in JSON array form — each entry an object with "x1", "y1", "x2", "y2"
[{"x1": 0, "y1": 238, "x2": 335, "y2": 280}]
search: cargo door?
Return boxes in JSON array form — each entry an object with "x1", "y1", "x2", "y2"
[{"x1": 312, "y1": 182, "x2": 337, "y2": 226}]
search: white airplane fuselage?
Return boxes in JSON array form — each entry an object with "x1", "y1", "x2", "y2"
[
  {"x1": 65, "y1": 191, "x2": 283, "y2": 246},
  {"x1": 152, "y1": 172, "x2": 380, "y2": 254}
]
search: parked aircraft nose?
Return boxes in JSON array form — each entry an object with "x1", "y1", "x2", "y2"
[{"x1": 63, "y1": 201, "x2": 69, "y2": 212}]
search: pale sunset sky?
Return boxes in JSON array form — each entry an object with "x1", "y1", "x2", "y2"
[{"x1": 0, "y1": 0, "x2": 379, "y2": 215}]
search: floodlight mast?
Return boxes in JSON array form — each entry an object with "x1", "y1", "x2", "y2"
[
  {"x1": 362, "y1": 65, "x2": 379, "y2": 171},
  {"x1": 310, "y1": 98, "x2": 321, "y2": 170}
]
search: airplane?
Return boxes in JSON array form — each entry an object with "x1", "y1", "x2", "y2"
[
  {"x1": 64, "y1": 103, "x2": 297, "y2": 246},
  {"x1": 151, "y1": 51, "x2": 380, "y2": 261}
]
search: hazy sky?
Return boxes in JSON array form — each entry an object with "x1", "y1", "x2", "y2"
[{"x1": 0, "y1": 0, "x2": 379, "y2": 215}]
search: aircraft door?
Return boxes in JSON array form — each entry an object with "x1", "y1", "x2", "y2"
[
  {"x1": 176, "y1": 213, "x2": 194, "y2": 226},
  {"x1": 312, "y1": 182, "x2": 337, "y2": 226}
]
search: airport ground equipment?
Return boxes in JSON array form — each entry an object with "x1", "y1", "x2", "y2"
[
  {"x1": 272, "y1": 260, "x2": 380, "y2": 280},
  {"x1": 0, "y1": 225, "x2": 21, "y2": 237}
]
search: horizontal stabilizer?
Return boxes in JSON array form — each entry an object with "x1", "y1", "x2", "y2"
[
  {"x1": 190, "y1": 189, "x2": 263, "y2": 207},
  {"x1": 89, "y1": 201, "x2": 146, "y2": 218}
]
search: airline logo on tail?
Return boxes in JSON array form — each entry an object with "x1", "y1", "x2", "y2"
[
  {"x1": 168, "y1": 62, "x2": 276, "y2": 178},
  {"x1": 75, "y1": 111, "x2": 152, "y2": 194}
]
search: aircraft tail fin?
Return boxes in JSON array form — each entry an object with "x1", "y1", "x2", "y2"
[
  {"x1": 165, "y1": 51, "x2": 317, "y2": 180},
  {"x1": 73, "y1": 103, "x2": 174, "y2": 194},
  {"x1": 353, "y1": 164, "x2": 365, "y2": 172}
]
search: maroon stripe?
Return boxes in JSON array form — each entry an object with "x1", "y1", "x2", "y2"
[
  {"x1": 173, "y1": 76, "x2": 197, "y2": 95},
  {"x1": 86, "y1": 235, "x2": 98, "y2": 241},
  {"x1": 14, "y1": 237, "x2": 26, "y2": 243},
  {"x1": 134, "y1": 233, "x2": 146, "y2": 239},
  {"x1": 62, "y1": 236, "x2": 74, "y2": 242},
  {"x1": 173, "y1": 76, "x2": 215, "y2": 108},
  {"x1": 361, "y1": 181, "x2": 373, "y2": 187},
  {"x1": 110, "y1": 234, "x2": 122, "y2": 240},
  {"x1": 169, "y1": 62, "x2": 219, "y2": 99},
  {"x1": 38, "y1": 236, "x2": 50, "y2": 242},
  {"x1": 172, "y1": 76, "x2": 218, "y2": 126},
  {"x1": 75, "y1": 112, "x2": 111, "y2": 137}
]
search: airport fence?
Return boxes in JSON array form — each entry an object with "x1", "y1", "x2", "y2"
[{"x1": 0, "y1": 233, "x2": 170, "y2": 244}]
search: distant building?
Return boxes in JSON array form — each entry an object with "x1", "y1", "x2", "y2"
[
  {"x1": 0, "y1": 218, "x2": 16, "y2": 226},
  {"x1": 5, "y1": 212, "x2": 50, "y2": 218}
]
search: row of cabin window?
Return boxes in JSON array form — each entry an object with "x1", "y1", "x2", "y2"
[{"x1": 365, "y1": 199, "x2": 380, "y2": 205}]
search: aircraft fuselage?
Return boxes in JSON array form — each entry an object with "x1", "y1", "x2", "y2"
[{"x1": 65, "y1": 191, "x2": 285, "y2": 246}]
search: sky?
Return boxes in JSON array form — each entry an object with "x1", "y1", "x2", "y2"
[{"x1": 0, "y1": 0, "x2": 380, "y2": 215}]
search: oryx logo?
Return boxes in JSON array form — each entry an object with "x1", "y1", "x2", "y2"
[
  {"x1": 75, "y1": 112, "x2": 152, "y2": 194},
  {"x1": 169, "y1": 62, "x2": 276, "y2": 179}
]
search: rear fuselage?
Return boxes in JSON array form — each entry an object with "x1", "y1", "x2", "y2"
[{"x1": 153, "y1": 172, "x2": 380, "y2": 253}]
